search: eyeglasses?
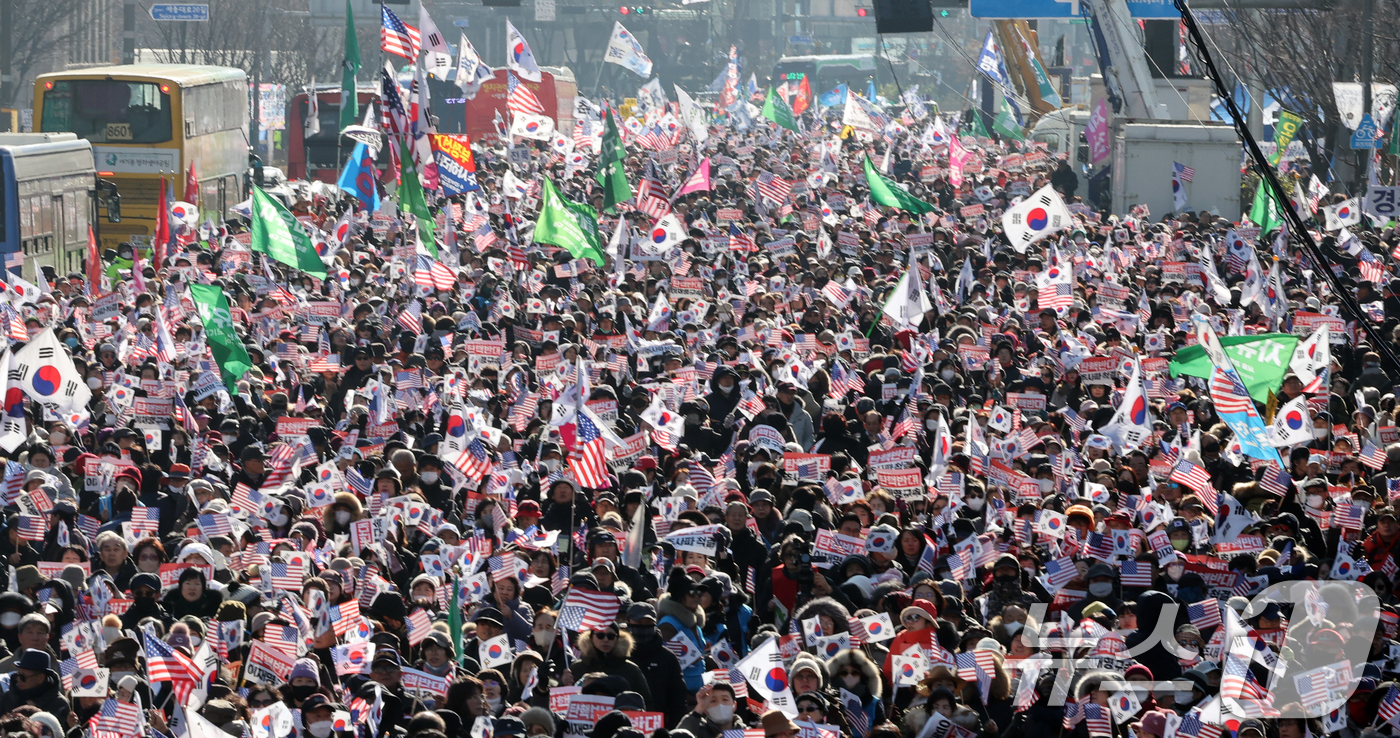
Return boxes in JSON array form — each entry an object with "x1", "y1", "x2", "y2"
[{"x1": 594, "y1": 632, "x2": 618, "y2": 641}]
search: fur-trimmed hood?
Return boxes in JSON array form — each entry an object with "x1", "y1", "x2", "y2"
[
  {"x1": 793, "y1": 597, "x2": 852, "y2": 634},
  {"x1": 825, "y1": 648, "x2": 882, "y2": 700},
  {"x1": 657, "y1": 593, "x2": 705, "y2": 631},
  {"x1": 322, "y1": 492, "x2": 364, "y2": 534},
  {"x1": 577, "y1": 628, "x2": 634, "y2": 662}
]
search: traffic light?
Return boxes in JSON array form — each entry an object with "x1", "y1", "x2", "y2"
[
  {"x1": 619, "y1": 5, "x2": 648, "y2": 13},
  {"x1": 855, "y1": 7, "x2": 869, "y2": 16},
  {"x1": 872, "y1": 0, "x2": 933, "y2": 33}
]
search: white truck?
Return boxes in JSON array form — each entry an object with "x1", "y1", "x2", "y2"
[{"x1": 1108, "y1": 121, "x2": 1242, "y2": 220}]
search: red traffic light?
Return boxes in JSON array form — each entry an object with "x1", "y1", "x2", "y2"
[
  {"x1": 620, "y1": 5, "x2": 629, "y2": 11},
  {"x1": 856, "y1": 7, "x2": 868, "y2": 15}
]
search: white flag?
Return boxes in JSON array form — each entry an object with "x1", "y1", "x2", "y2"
[
  {"x1": 419, "y1": 7, "x2": 453, "y2": 77},
  {"x1": 0, "y1": 350, "x2": 23, "y2": 453},
  {"x1": 1322, "y1": 197, "x2": 1361, "y2": 230},
  {"x1": 505, "y1": 21, "x2": 542, "y2": 82},
  {"x1": 604, "y1": 22, "x2": 653, "y2": 78},
  {"x1": 508, "y1": 112, "x2": 554, "y2": 141},
  {"x1": 1100, "y1": 357, "x2": 1153, "y2": 452},
  {"x1": 455, "y1": 33, "x2": 495, "y2": 93},
  {"x1": 1001, "y1": 185, "x2": 1073, "y2": 252},
  {"x1": 675, "y1": 85, "x2": 709, "y2": 144},
  {"x1": 11, "y1": 327, "x2": 91, "y2": 413},
  {"x1": 1268, "y1": 395, "x2": 1315, "y2": 448},
  {"x1": 1290, "y1": 324, "x2": 1331, "y2": 392},
  {"x1": 305, "y1": 83, "x2": 320, "y2": 137},
  {"x1": 502, "y1": 170, "x2": 530, "y2": 199},
  {"x1": 880, "y1": 249, "x2": 932, "y2": 330},
  {"x1": 735, "y1": 637, "x2": 798, "y2": 715}
]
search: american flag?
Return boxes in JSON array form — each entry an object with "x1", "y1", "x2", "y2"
[
  {"x1": 821, "y1": 280, "x2": 852, "y2": 307},
  {"x1": 1173, "y1": 162, "x2": 1195, "y2": 182},
  {"x1": 1082, "y1": 704, "x2": 1112, "y2": 738},
  {"x1": 728, "y1": 222, "x2": 756, "y2": 252},
  {"x1": 1120, "y1": 560, "x2": 1153, "y2": 587},
  {"x1": 828, "y1": 361, "x2": 862, "y2": 398},
  {"x1": 1296, "y1": 669, "x2": 1331, "y2": 708},
  {"x1": 634, "y1": 160, "x2": 671, "y2": 219},
  {"x1": 1039, "y1": 282, "x2": 1074, "y2": 312},
  {"x1": 196, "y1": 513, "x2": 233, "y2": 537},
  {"x1": 90, "y1": 699, "x2": 143, "y2": 737},
  {"x1": 1175, "y1": 711, "x2": 1222, "y2": 738},
  {"x1": 1186, "y1": 599, "x2": 1221, "y2": 630},
  {"x1": 415, "y1": 255, "x2": 457, "y2": 292},
  {"x1": 1044, "y1": 556, "x2": 1077, "y2": 589},
  {"x1": 1359, "y1": 249, "x2": 1385, "y2": 283},
  {"x1": 1336, "y1": 502, "x2": 1367, "y2": 531},
  {"x1": 1220, "y1": 653, "x2": 1259, "y2": 699},
  {"x1": 1258, "y1": 466, "x2": 1292, "y2": 497},
  {"x1": 947, "y1": 552, "x2": 970, "y2": 580},
  {"x1": 449, "y1": 437, "x2": 492, "y2": 482},
  {"x1": 842, "y1": 691, "x2": 870, "y2": 738},
  {"x1": 753, "y1": 172, "x2": 793, "y2": 204},
  {"x1": 143, "y1": 633, "x2": 199, "y2": 683},
  {"x1": 1170, "y1": 460, "x2": 1213, "y2": 494},
  {"x1": 380, "y1": 6, "x2": 422, "y2": 61},
  {"x1": 1209, "y1": 367, "x2": 1255, "y2": 414},
  {"x1": 397, "y1": 301, "x2": 424, "y2": 335},
  {"x1": 407, "y1": 608, "x2": 434, "y2": 642},
  {"x1": 1379, "y1": 686, "x2": 1400, "y2": 725},
  {"x1": 551, "y1": 566, "x2": 570, "y2": 596},
  {"x1": 506, "y1": 73, "x2": 547, "y2": 116},
  {"x1": 379, "y1": 66, "x2": 409, "y2": 139},
  {"x1": 1363, "y1": 442, "x2": 1388, "y2": 470},
  {"x1": 15, "y1": 515, "x2": 45, "y2": 542},
  {"x1": 265, "y1": 562, "x2": 305, "y2": 592},
  {"x1": 264, "y1": 623, "x2": 301, "y2": 655},
  {"x1": 571, "y1": 412, "x2": 611, "y2": 489},
  {"x1": 558, "y1": 588, "x2": 621, "y2": 631},
  {"x1": 346, "y1": 466, "x2": 374, "y2": 495}
]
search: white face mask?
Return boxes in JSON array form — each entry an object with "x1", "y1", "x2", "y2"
[
  {"x1": 926, "y1": 420, "x2": 939, "y2": 430},
  {"x1": 87, "y1": 377, "x2": 102, "y2": 389},
  {"x1": 0, "y1": 612, "x2": 20, "y2": 628},
  {"x1": 707, "y1": 705, "x2": 735, "y2": 724},
  {"x1": 271, "y1": 512, "x2": 289, "y2": 527},
  {"x1": 335, "y1": 511, "x2": 352, "y2": 525},
  {"x1": 1037, "y1": 479, "x2": 1054, "y2": 493},
  {"x1": 1313, "y1": 426, "x2": 1329, "y2": 439},
  {"x1": 308, "y1": 722, "x2": 334, "y2": 738},
  {"x1": 420, "y1": 471, "x2": 439, "y2": 484},
  {"x1": 965, "y1": 498, "x2": 985, "y2": 511},
  {"x1": 534, "y1": 630, "x2": 553, "y2": 646},
  {"x1": 542, "y1": 459, "x2": 561, "y2": 473},
  {"x1": 1003, "y1": 621, "x2": 1023, "y2": 636},
  {"x1": 941, "y1": 370, "x2": 956, "y2": 381},
  {"x1": 1306, "y1": 494, "x2": 1324, "y2": 508}
]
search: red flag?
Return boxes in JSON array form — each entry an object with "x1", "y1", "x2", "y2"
[
  {"x1": 86, "y1": 226, "x2": 100, "y2": 295},
  {"x1": 793, "y1": 75, "x2": 812, "y2": 116},
  {"x1": 154, "y1": 178, "x2": 169, "y2": 268},
  {"x1": 183, "y1": 161, "x2": 198, "y2": 203}
]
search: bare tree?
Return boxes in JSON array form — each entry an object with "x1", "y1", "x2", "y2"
[{"x1": 3, "y1": 0, "x2": 86, "y2": 107}]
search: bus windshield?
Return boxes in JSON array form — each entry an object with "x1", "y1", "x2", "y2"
[{"x1": 39, "y1": 80, "x2": 172, "y2": 144}]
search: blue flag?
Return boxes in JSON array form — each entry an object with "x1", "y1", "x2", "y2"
[
  {"x1": 867, "y1": 79, "x2": 876, "y2": 102},
  {"x1": 336, "y1": 141, "x2": 380, "y2": 210},
  {"x1": 820, "y1": 84, "x2": 848, "y2": 108}
]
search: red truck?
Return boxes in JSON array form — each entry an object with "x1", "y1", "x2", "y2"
[{"x1": 464, "y1": 66, "x2": 577, "y2": 144}]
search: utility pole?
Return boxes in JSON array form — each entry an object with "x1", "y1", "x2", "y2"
[
  {"x1": 1361, "y1": 0, "x2": 1374, "y2": 188},
  {"x1": 124, "y1": 0, "x2": 137, "y2": 64},
  {"x1": 252, "y1": 0, "x2": 265, "y2": 165},
  {"x1": 1, "y1": 0, "x2": 12, "y2": 109}
]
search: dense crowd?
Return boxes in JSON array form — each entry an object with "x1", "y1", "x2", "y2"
[{"x1": 2, "y1": 54, "x2": 1399, "y2": 738}]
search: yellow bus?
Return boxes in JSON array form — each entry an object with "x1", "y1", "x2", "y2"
[{"x1": 32, "y1": 64, "x2": 249, "y2": 253}]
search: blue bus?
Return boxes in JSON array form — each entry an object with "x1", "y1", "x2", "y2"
[{"x1": 0, "y1": 132, "x2": 118, "y2": 281}]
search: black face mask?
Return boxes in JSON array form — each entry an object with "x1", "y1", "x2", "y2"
[{"x1": 288, "y1": 684, "x2": 317, "y2": 700}]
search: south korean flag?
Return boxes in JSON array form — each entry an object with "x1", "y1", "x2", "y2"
[{"x1": 1001, "y1": 185, "x2": 1073, "y2": 253}]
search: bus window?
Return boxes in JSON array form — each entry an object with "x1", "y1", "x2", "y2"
[{"x1": 40, "y1": 80, "x2": 172, "y2": 143}]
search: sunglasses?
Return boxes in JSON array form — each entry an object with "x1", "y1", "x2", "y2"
[
  {"x1": 250, "y1": 699, "x2": 275, "y2": 708},
  {"x1": 594, "y1": 632, "x2": 618, "y2": 641}
]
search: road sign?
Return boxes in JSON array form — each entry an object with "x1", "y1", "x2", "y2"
[
  {"x1": 454, "y1": 19, "x2": 471, "y2": 26},
  {"x1": 789, "y1": 35, "x2": 814, "y2": 45},
  {"x1": 969, "y1": 0, "x2": 1178, "y2": 18},
  {"x1": 149, "y1": 3, "x2": 210, "y2": 21},
  {"x1": 1352, "y1": 114, "x2": 1382, "y2": 149}
]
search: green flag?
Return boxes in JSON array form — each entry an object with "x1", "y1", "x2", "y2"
[
  {"x1": 1269, "y1": 110, "x2": 1302, "y2": 165},
  {"x1": 189, "y1": 284, "x2": 254, "y2": 393},
  {"x1": 1168, "y1": 333, "x2": 1299, "y2": 403},
  {"x1": 339, "y1": 0, "x2": 361, "y2": 131},
  {"x1": 863, "y1": 155, "x2": 936, "y2": 215},
  {"x1": 595, "y1": 110, "x2": 631, "y2": 213},
  {"x1": 761, "y1": 87, "x2": 798, "y2": 131},
  {"x1": 1248, "y1": 179, "x2": 1284, "y2": 233},
  {"x1": 535, "y1": 178, "x2": 606, "y2": 266},
  {"x1": 448, "y1": 572, "x2": 464, "y2": 666},
  {"x1": 398, "y1": 142, "x2": 438, "y2": 257},
  {"x1": 968, "y1": 109, "x2": 991, "y2": 138},
  {"x1": 993, "y1": 96, "x2": 1024, "y2": 141},
  {"x1": 249, "y1": 186, "x2": 328, "y2": 278}
]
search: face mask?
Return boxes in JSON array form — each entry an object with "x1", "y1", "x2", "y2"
[
  {"x1": 1003, "y1": 621, "x2": 1023, "y2": 636},
  {"x1": 941, "y1": 370, "x2": 956, "y2": 381},
  {"x1": 271, "y1": 512, "x2": 289, "y2": 527},
  {"x1": 87, "y1": 377, "x2": 102, "y2": 389},
  {"x1": 1037, "y1": 479, "x2": 1053, "y2": 493},
  {"x1": 309, "y1": 723, "x2": 334, "y2": 738},
  {"x1": 719, "y1": 383, "x2": 736, "y2": 395},
  {"x1": 1171, "y1": 538, "x2": 1189, "y2": 551},
  {"x1": 534, "y1": 630, "x2": 553, "y2": 646},
  {"x1": 707, "y1": 705, "x2": 735, "y2": 724},
  {"x1": 420, "y1": 472, "x2": 439, "y2": 484},
  {"x1": 335, "y1": 511, "x2": 352, "y2": 526},
  {"x1": 49, "y1": 434, "x2": 66, "y2": 446},
  {"x1": 1313, "y1": 427, "x2": 1329, "y2": 439},
  {"x1": 0, "y1": 612, "x2": 21, "y2": 628},
  {"x1": 965, "y1": 498, "x2": 985, "y2": 511},
  {"x1": 1175, "y1": 692, "x2": 1195, "y2": 706},
  {"x1": 1088, "y1": 582, "x2": 1113, "y2": 597},
  {"x1": 926, "y1": 420, "x2": 939, "y2": 430},
  {"x1": 842, "y1": 675, "x2": 862, "y2": 690},
  {"x1": 629, "y1": 626, "x2": 655, "y2": 641},
  {"x1": 1306, "y1": 495, "x2": 1324, "y2": 508},
  {"x1": 109, "y1": 671, "x2": 135, "y2": 687},
  {"x1": 289, "y1": 685, "x2": 316, "y2": 700},
  {"x1": 1165, "y1": 564, "x2": 1184, "y2": 580},
  {"x1": 542, "y1": 459, "x2": 561, "y2": 473}
]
